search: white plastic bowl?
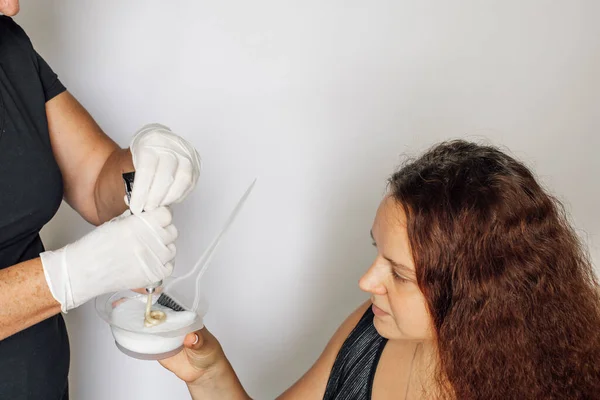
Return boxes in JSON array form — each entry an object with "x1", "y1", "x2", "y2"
[{"x1": 95, "y1": 279, "x2": 205, "y2": 360}]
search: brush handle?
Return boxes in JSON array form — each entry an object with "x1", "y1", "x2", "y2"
[
  {"x1": 163, "y1": 178, "x2": 257, "y2": 312},
  {"x1": 123, "y1": 172, "x2": 164, "y2": 293}
]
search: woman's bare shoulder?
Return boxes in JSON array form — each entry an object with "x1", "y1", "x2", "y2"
[{"x1": 276, "y1": 300, "x2": 372, "y2": 400}]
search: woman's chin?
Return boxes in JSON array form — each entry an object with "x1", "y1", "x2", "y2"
[{"x1": 372, "y1": 317, "x2": 396, "y2": 339}]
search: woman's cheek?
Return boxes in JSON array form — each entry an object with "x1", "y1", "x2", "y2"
[{"x1": 392, "y1": 293, "x2": 432, "y2": 339}]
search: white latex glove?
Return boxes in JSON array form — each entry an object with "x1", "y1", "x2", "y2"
[
  {"x1": 129, "y1": 123, "x2": 201, "y2": 215},
  {"x1": 40, "y1": 207, "x2": 178, "y2": 313}
]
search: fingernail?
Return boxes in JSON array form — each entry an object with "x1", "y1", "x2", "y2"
[{"x1": 192, "y1": 333, "x2": 199, "y2": 345}]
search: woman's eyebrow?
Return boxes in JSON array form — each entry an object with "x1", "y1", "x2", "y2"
[{"x1": 384, "y1": 257, "x2": 412, "y2": 273}]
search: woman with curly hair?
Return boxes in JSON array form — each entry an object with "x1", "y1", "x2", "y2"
[{"x1": 160, "y1": 140, "x2": 600, "y2": 399}]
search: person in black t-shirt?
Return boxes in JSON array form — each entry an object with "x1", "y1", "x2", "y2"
[{"x1": 0, "y1": 2, "x2": 201, "y2": 399}]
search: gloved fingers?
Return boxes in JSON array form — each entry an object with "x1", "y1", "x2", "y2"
[
  {"x1": 178, "y1": 144, "x2": 201, "y2": 200},
  {"x1": 134, "y1": 208, "x2": 177, "y2": 267},
  {"x1": 176, "y1": 142, "x2": 201, "y2": 199},
  {"x1": 163, "y1": 224, "x2": 179, "y2": 244},
  {"x1": 167, "y1": 243, "x2": 176, "y2": 255},
  {"x1": 135, "y1": 123, "x2": 172, "y2": 137},
  {"x1": 130, "y1": 151, "x2": 159, "y2": 214},
  {"x1": 110, "y1": 209, "x2": 132, "y2": 222},
  {"x1": 146, "y1": 223, "x2": 178, "y2": 246},
  {"x1": 149, "y1": 223, "x2": 178, "y2": 247},
  {"x1": 138, "y1": 206, "x2": 173, "y2": 229},
  {"x1": 130, "y1": 123, "x2": 200, "y2": 209},
  {"x1": 143, "y1": 239, "x2": 177, "y2": 268},
  {"x1": 164, "y1": 261, "x2": 175, "y2": 277},
  {"x1": 156, "y1": 244, "x2": 177, "y2": 268},
  {"x1": 145, "y1": 152, "x2": 179, "y2": 210},
  {"x1": 161, "y1": 156, "x2": 195, "y2": 205}
]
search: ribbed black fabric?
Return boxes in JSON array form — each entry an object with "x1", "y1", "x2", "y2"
[{"x1": 323, "y1": 306, "x2": 388, "y2": 400}]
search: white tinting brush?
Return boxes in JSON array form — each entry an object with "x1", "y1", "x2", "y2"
[
  {"x1": 123, "y1": 172, "x2": 163, "y2": 295},
  {"x1": 157, "y1": 178, "x2": 257, "y2": 312}
]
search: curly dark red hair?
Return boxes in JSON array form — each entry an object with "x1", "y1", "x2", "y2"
[{"x1": 389, "y1": 140, "x2": 600, "y2": 399}]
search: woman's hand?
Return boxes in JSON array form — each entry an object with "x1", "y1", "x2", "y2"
[
  {"x1": 159, "y1": 328, "x2": 252, "y2": 399},
  {"x1": 159, "y1": 328, "x2": 225, "y2": 384},
  {"x1": 40, "y1": 207, "x2": 177, "y2": 313},
  {"x1": 129, "y1": 123, "x2": 201, "y2": 215}
]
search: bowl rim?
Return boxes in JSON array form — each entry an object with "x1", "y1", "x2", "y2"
[{"x1": 94, "y1": 277, "x2": 205, "y2": 338}]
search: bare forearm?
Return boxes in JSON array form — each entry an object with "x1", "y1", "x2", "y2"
[
  {"x1": 94, "y1": 148, "x2": 134, "y2": 223},
  {"x1": 188, "y1": 359, "x2": 252, "y2": 400},
  {"x1": 0, "y1": 258, "x2": 61, "y2": 340},
  {"x1": 46, "y1": 92, "x2": 134, "y2": 225}
]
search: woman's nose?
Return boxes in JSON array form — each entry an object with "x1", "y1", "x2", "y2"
[{"x1": 359, "y1": 260, "x2": 387, "y2": 295}]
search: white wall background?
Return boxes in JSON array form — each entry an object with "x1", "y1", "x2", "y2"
[{"x1": 14, "y1": 1, "x2": 600, "y2": 399}]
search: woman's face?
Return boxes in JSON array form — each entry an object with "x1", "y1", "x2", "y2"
[
  {"x1": 0, "y1": 0, "x2": 20, "y2": 16},
  {"x1": 359, "y1": 195, "x2": 433, "y2": 341}
]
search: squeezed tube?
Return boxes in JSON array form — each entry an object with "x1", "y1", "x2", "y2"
[{"x1": 144, "y1": 292, "x2": 166, "y2": 327}]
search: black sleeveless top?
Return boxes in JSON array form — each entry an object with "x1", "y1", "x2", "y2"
[
  {"x1": 323, "y1": 306, "x2": 388, "y2": 400},
  {"x1": 0, "y1": 16, "x2": 70, "y2": 400}
]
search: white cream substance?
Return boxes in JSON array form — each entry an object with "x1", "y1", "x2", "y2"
[{"x1": 110, "y1": 296, "x2": 197, "y2": 354}]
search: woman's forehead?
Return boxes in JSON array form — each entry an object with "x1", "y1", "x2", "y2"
[
  {"x1": 375, "y1": 196, "x2": 407, "y2": 229},
  {"x1": 374, "y1": 197, "x2": 410, "y2": 246}
]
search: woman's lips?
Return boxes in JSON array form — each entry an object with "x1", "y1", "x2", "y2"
[{"x1": 372, "y1": 303, "x2": 389, "y2": 317}]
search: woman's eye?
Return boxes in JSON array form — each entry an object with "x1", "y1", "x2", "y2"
[{"x1": 391, "y1": 270, "x2": 408, "y2": 283}]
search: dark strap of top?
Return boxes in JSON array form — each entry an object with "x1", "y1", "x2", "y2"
[{"x1": 323, "y1": 305, "x2": 388, "y2": 400}]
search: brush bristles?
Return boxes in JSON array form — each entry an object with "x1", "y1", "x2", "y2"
[{"x1": 157, "y1": 294, "x2": 186, "y2": 312}]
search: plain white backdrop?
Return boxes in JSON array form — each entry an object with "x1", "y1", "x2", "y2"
[{"x1": 14, "y1": 1, "x2": 600, "y2": 399}]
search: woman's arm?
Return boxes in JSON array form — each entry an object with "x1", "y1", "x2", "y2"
[
  {"x1": 160, "y1": 328, "x2": 251, "y2": 400},
  {"x1": 186, "y1": 331, "x2": 252, "y2": 400},
  {"x1": 0, "y1": 206, "x2": 178, "y2": 340},
  {"x1": 0, "y1": 91, "x2": 189, "y2": 339},
  {"x1": 0, "y1": 93, "x2": 110, "y2": 339},
  {"x1": 0, "y1": 258, "x2": 60, "y2": 340},
  {"x1": 159, "y1": 301, "x2": 371, "y2": 400},
  {"x1": 0, "y1": 92, "x2": 133, "y2": 339},
  {"x1": 45, "y1": 91, "x2": 133, "y2": 225},
  {"x1": 45, "y1": 91, "x2": 201, "y2": 224}
]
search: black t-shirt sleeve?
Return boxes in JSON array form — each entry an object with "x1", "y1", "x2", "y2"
[
  {"x1": 0, "y1": 16, "x2": 66, "y2": 102},
  {"x1": 33, "y1": 50, "x2": 66, "y2": 102}
]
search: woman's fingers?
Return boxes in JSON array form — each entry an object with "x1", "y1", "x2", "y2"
[{"x1": 184, "y1": 331, "x2": 203, "y2": 349}]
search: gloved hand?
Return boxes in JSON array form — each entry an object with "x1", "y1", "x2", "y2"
[
  {"x1": 40, "y1": 207, "x2": 178, "y2": 313},
  {"x1": 129, "y1": 123, "x2": 201, "y2": 215}
]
